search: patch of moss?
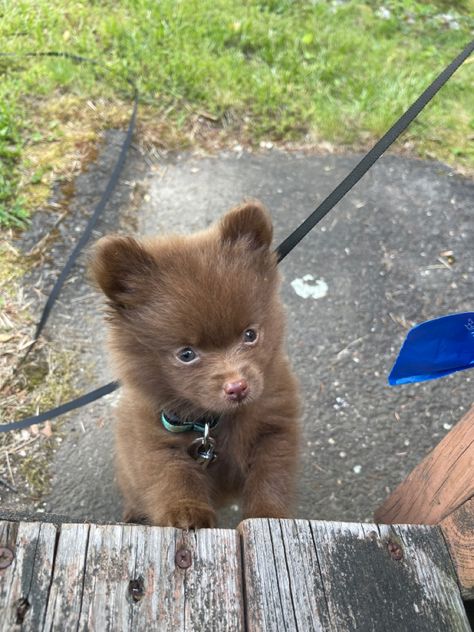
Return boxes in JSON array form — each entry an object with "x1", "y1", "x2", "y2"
[
  {"x1": 22, "y1": 362, "x2": 49, "y2": 389},
  {"x1": 18, "y1": 94, "x2": 133, "y2": 215},
  {"x1": 0, "y1": 243, "x2": 26, "y2": 288},
  {"x1": 18, "y1": 443, "x2": 57, "y2": 499}
]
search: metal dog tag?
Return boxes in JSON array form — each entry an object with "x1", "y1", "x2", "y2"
[{"x1": 188, "y1": 434, "x2": 217, "y2": 468}]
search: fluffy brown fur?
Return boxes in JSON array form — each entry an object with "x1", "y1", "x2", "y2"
[{"x1": 90, "y1": 201, "x2": 300, "y2": 528}]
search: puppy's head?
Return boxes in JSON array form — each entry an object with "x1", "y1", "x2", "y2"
[{"x1": 90, "y1": 200, "x2": 285, "y2": 416}]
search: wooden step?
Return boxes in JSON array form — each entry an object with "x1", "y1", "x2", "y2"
[{"x1": 0, "y1": 517, "x2": 470, "y2": 631}]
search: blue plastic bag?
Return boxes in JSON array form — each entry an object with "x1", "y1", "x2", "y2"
[{"x1": 388, "y1": 312, "x2": 474, "y2": 385}]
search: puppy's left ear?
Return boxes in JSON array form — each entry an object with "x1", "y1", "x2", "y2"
[{"x1": 220, "y1": 200, "x2": 273, "y2": 250}]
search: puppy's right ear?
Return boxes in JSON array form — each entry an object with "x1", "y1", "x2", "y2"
[{"x1": 90, "y1": 235, "x2": 156, "y2": 308}]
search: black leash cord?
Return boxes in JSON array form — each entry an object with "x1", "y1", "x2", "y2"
[
  {"x1": 34, "y1": 66, "x2": 138, "y2": 343},
  {"x1": 1, "y1": 382, "x2": 119, "y2": 433},
  {"x1": 275, "y1": 38, "x2": 474, "y2": 261},
  {"x1": 1, "y1": 40, "x2": 473, "y2": 432},
  {"x1": 3, "y1": 53, "x2": 139, "y2": 344},
  {"x1": 1, "y1": 52, "x2": 133, "y2": 431}
]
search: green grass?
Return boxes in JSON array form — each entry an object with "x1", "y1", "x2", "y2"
[
  {"x1": 0, "y1": 100, "x2": 29, "y2": 228},
  {"x1": 0, "y1": 0, "x2": 473, "y2": 228}
]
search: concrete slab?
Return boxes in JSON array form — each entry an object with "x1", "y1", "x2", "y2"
[{"x1": 2, "y1": 138, "x2": 473, "y2": 526}]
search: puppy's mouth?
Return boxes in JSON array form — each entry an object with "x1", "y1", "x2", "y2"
[
  {"x1": 222, "y1": 388, "x2": 257, "y2": 411},
  {"x1": 224, "y1": 395, "x2": 252, "y2": 409}
]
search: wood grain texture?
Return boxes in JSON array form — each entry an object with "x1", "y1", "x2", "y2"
[
  {"x1": 0, "y1": 521, "x2": 57, "y2": 632},
  {"x1": 441, "y1": 497, "x2": 474, "y2": 600},
  {"x1": 239, "y1": 518, "x2": 470, "y2": 632},
  {"x1": 239, "y1": 518, "x2": 330, "y2": 631},
  {"x1": 374, "y1": 405, "x2": 474, "y2": 525},
  {"x1": 2, "y1": 521, "x2": 243, "y2": 631},
  {"x1": 42, "y1": 522, "x2": 90, "y2": 630},
  {"x1": 77, "y1": 524, "x2": 243, "y2": 632},
  {"x1": 183, "y1": 528, "x2": 244, "y2": 632},
  {"x1": 1, "y1": 518, "x2": 470, "y2": 631}
]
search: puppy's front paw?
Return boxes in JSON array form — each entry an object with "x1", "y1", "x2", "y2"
[{"x1": 159, "y1": 502, "x2": 217, "y2": 529}]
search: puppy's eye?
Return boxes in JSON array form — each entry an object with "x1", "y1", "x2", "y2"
[
  {"x1": 243, "y1": 328, "x2": 258, "y2": 344},
  {"x1": 176, "y1": 347, "x2": 198, "y2": 363}
]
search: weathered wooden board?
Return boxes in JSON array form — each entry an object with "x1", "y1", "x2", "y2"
[
  {"x1": 0, "y1": 521, "x2": 57, "y2": 631},
  {"x1": 77, "y1": 525, "x2": 243, "y2": 632},
  {"x1": 239, "y1": 518, "x2": 330, "y2": 631},
  {"x1": 375, "y1": 405, "x2": 474, "y2": 525},
  {"x1": 183, "y1": 527, "x2": 244, "y2": 631},
  {"x1": 1, "y1": 521, "x2": 243, "y2": 631},
  {"x1": 239, "y1": 518, "x2": 470, "y2": 632},
  {"x1": 441, "y1": 497, "x2": 474, "y2": 600},
  {"x1": 42, "y1": 522, "x2": 91, "y2": 629}
]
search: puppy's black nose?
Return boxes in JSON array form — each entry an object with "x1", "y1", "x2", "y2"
[{"x1": 224, "y1": 379, "x2": 249, "y2": 402}]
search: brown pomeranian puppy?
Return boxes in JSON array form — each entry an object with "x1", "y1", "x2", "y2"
[{"x1": 90, "y1": 200, "x2": 300, "y2": 528}]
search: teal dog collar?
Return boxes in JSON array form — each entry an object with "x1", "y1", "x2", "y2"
[{"x1": 161, "y1": 411, "x2": 220, "y2": 434}]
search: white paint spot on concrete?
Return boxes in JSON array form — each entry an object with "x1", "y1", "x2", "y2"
[
  {"x1": 353, "y1": 465, "x2": 362, "y2": 474},
  {"x1": 333, "y1": 396, "x2": 349, "y2": 410},
  {"x1": 291, "y1": 274, "x2": 328, "y2": 300}
]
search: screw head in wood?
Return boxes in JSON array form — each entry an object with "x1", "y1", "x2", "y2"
[
  {"x1": 128, "y1": 577, "x2": 145, "y2": 602},
  {"x1": 387, "y1": 540, "x2": 403, "y2": 561},
  {"x1": 0, "y1": 547, "x2": 14, "y2": 569},
  {"x1": 175, "y1": 547, "x2": 192, "y2": 569}
]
